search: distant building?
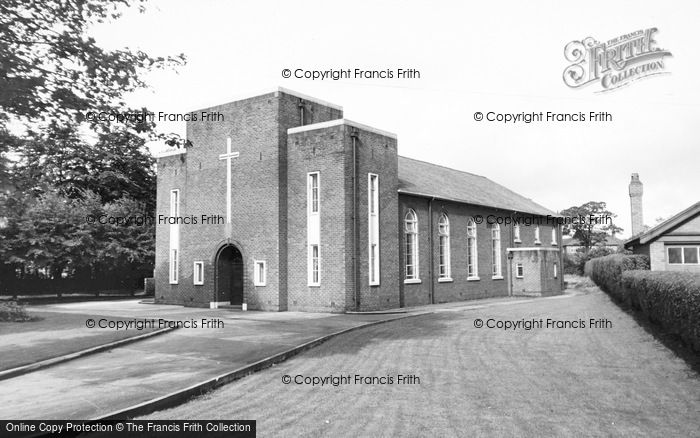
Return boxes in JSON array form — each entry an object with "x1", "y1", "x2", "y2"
[
  {"x1": 625, "y1": 201, "x2": 700, "y2": 272},
  {"x1": 562, "y1": 235, "x2": 624, "y2": 254}
]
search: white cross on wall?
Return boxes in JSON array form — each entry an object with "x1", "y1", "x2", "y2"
[{"x1": 219, "y1": 137, "x2": 239, "y2": 224}]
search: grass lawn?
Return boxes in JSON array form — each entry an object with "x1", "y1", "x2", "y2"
[
  {"x1": 145, "y1": 286, "x2": 700, "y2": 437},
  {"x1": 0, "y1": 311, "x2": 159, "y2": 371}
]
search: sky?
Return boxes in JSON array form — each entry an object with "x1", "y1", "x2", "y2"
[{"x1": 90, "y1": 0, "x2": 700, "y2": 238}]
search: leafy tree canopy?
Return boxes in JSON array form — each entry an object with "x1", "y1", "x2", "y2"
[{"x1": 560, "y1": 201, "x2": 623, "y2": 253}]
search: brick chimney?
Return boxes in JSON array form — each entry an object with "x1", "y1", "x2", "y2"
[{"x1": 629, "y1": 173, "x2": 644, "y2": 236}]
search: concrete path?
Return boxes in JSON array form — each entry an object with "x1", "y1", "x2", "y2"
[
  {"x1": 0, "y1": 301, "x2": 407, "y2": 419},
  {"x1": 0, "y1": 294, "x2": 579, "y2": 420}
]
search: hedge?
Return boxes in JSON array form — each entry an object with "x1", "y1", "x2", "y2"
[
  {"x1": 585, "y1": 254, "x2": 650, "y2": 302},
  {"x1": 622, "y1": 271, "x2": 700, "y2": 352},
  {"x1": 587, "y1": 253, "x2": 700, "y2": 352}
]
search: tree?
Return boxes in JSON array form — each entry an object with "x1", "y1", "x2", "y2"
[
  {"x1": 560, "y1": 201, "x2": 623, "y2": 253},
  {"x1": 0, "y1": 0, "x2": 184, "y2": 127},
  {"x1": 0, "y1": 0, "x2": 186, "y2": 195},
  {"x1": 0, "y1": 0, "x2": 182, "y2": 292}
]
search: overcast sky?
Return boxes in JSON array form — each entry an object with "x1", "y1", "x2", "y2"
[{"x1": 91, "y1": 0, "x2": 699, "y2": 238}]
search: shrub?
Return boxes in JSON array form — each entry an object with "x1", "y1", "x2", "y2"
[
  {"x1": 586, "y1": 254, "x2": 649, "y2": 303},
  {"x1": 565, "y1": 247, "x2": 620, "y2": 276},
  {"x1": 0, "y1": 301, "x2": 32, "y2": 322},
  {"x1": 622, "y1": 271, "x2": 700, "y2": 352}
]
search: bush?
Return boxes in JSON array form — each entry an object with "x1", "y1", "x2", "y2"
[
  {"x1": 585, "y1": 254, "x2": 649, "y2": 302},
  {"x1": 587, "y1": 253, "x2": 700, "y2": 352},
  {"x1": 622, "y1": 271, "x2": 700, "y2": 352},
  {"x1": 0, "y1": 301, "x2": 32, "y2": 322},
  {"x1": 565, "y1": 247, "x2": 620, "y2": 276}
]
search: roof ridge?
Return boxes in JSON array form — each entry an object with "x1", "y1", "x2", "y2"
[{"x1": 627, "y1": 200, "x2": 700, "y2": 243}]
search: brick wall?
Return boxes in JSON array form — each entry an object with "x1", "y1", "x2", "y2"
[
  {"x1": 286, "y1": 121, "x2": 399, "y2": 312},
  {"x1": 287, "y1": 125, "x2": 348, "y2": 312},
  {"x1": 351, "y1": 126, "x2": 399, "y2": 311},
  {"x1": 396, "y1": 201, "x2": 563, "y2": 306},
  {"x1": 155, "y1": 90, "x2": 341, "y2": 310}
]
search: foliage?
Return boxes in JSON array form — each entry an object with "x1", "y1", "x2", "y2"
[
  {"x1": 0, "y1": 0, "x2": 181, "y2": 293},
  {"x1": 560, "y1": 201, "x2": 623, "y2": 253},
  {"x1": 621, "y1": 271, "x2": 700, "y2": 352},
  {"x1": 586, "y1": 254, "x2": 649, "y2": 300},
  {"x1": 0, "y1": 0, "x2": 184, "y2": 128},
  {"x1": 0, "y1": 301, "x2": 31, "y2": 322},
  {"x1": 564, "y1": 246, "x2": 619, "y2": 276},
  {"x1": 0, "y1": 189, "x2": 153, "y2": 285}
]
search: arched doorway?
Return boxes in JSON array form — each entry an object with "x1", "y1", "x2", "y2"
[{"x1": 216, "y1": 245, "x2": 244, "y2": 305}]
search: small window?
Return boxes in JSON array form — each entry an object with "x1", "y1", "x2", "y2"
[
  {"x1": 254, "y1": 260, "x2": 267, "y2": 286},
  {"x1": 514, "y1": 224, "x2": 521, "y2": 243},
  {"x1": 534, "y1": 226, "x2": 541, "y2": 245},
  {"x1": 668, "y1": 248, "x2": 682, "y2": 264},
  {"x1": 553, "y1": 262, "x2": 558, "y2": 279},
  {"x1": 668, "y1": 246, "x2": 700, "y2": 264},
  {"x1": 193, "y1": 261, "x2": 204, "y2": 285},
  {"x1": 684, "y1": 247, "x2": 699, "y2": 264},
  {"x1": 169, "y1": 248, "x2": 178, "y2": 284},
  {"x1": 551, "y1": 227, "x2": 557, "y2": 245},
  {"x1": 515, "y1": 263, "x2": 524, "y2": 278}
]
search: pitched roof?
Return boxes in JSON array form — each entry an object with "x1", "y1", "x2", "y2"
[
  {"x1": 625, "y1": 201, "x2": 700, "y2": 246},
  {"x1": 397, "y1": 156, "x2": 556, "y2": 216}
]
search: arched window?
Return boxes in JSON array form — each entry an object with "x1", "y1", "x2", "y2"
[
  {"x1": 467, "y1": 218, "x2": 479, "y2": 279},
  {"x1": 551, "y1": 227, "x2": 557, "y2": 245},
  {"x1": 491, "y1": 224, "x2": 502, "y2": 278},
  {"x1": 438, "y1": 213, "x2": 451, "y2": 280},
  {"x1": 404, "y1": 209, "x2": 419, "y2": 281}
]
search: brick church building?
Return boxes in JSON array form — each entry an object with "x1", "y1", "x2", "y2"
[{"x1": 155, "y1": 88, "x2": 563, "y2": 312}]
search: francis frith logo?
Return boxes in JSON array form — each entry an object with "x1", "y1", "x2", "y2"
[{"x1": 563, "y1": 28, "x2": 672, "y2": 92}]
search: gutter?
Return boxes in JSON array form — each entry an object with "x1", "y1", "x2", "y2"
[
  {"x1": 351, "y1": 128, "x2": 360, "y2": 311},
  {"x1": 428, "y1": 197, "x2": 435, "y2": 304}
]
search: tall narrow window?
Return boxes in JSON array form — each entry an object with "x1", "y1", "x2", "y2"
[
  {"x1": 169, "y1": 189, "x2": 180, "y2": 284},
  {"x1": 404, "y1": 209, "x2": 419, "y2": 281},
  {"x1": 514, "y1": 224, "x2": 521, "y2": 243},
  {"x1": 368, "y1": 174, "x2": 380, "y2": 286},
  {"x1": 169, "y1": 249, "x2": 178, "y2": 284},
  {"x1": 170, "y1": 189, "x2": 179, "y2": 217},
  {"x1": 307, "y1": 172, "x2": 321, "y2": 286},
  {"x1": 193, "y1": 261, "x2": 203, "y2": 285},
  {"x1": 551, "y1": 227, "x2": 557, "y2": 245},
  {"x1": 309, "y1": 173, "x2": 319, "y2": 213},
  {"x1": 254, "y1": 260, "x2": 267, "y2": 286},
  {"x1": 534, "y1": 225, "x2": 541, "y2": 245},
  {"x1": 467, "y1": 218, "x2": 479, "y2": 279},
  {"x1": 553, "y1": 262, "x2": 558, "y2": 279},
  {"x1": 438, "y1": 213, "x2": 451, "y2": 280},
  {"x1": 309, "y1": 245, "x2": 320, "y2": 285},
  {"x1": 491, "y1": 224, "x2": 502, "y2": 278}
]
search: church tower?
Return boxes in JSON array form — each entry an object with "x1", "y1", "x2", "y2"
[{"x1": 629, "y1": 173, "x2": 644, "y2": 236}]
